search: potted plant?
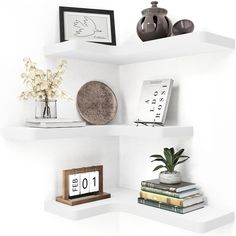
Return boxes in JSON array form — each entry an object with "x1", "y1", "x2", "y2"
[
  {"x1": 19, "y1": 58, "x2": 72, "y2": 119},
  {"x1": 150, "y1": 147, "x2": 189, "y2": 184}
]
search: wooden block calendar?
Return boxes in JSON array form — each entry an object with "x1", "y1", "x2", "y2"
[{"x1": 56, "y1": 165, "x2": 111, "y2": 206}]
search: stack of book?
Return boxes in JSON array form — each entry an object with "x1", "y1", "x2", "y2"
[
  {"x1": 138, "y1": 179, "x2": 204, "y2": 214},
  {"x1": 26, "y1": 119, "x2": 86, "y2": 128}
]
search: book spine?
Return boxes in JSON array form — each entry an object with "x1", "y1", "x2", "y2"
[
  {"x1": 141, "y1": 181, "x2": 177, "y2": 192},
  {"x1": 140, "y1": 191, "x2": 183, "y2": 207},
  {"x1": 138, "y1": 198, "x2": 184, "y2": 214},
  {"x1": 141, "y1": 186, "x2": 182, "y2": 198}
]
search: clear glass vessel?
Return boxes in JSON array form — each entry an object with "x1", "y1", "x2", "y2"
[{"x1": 35, "y1": 99, "x2": 57, "y2": 119}]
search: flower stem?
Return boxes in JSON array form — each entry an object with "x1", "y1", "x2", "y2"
[{"x1": 43, "y1": 96, "x2": 51, "y2": 118}]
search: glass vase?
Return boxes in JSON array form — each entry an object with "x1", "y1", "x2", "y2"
[{"x1": 35, "y1": 99, "x2": 57, "y2": 119}]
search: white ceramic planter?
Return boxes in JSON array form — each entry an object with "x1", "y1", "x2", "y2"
[{"x1": 159, "y1": 171, "x2": 182, "y2": 184}]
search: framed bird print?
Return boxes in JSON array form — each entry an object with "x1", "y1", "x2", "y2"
[
  {"x1": 135, "y1": 79, "x2": 174, "y2": 126},
  {"x1": 59, "y1": 6, "x2": 116, "y2": 45}
]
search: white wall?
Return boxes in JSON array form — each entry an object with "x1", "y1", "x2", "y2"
[
  {"x1": 119, "y1": 53, "x2": 236, "y2": 205},
  {"x1": 0, "y1": 0, "x2": 235, "y2": 235}
]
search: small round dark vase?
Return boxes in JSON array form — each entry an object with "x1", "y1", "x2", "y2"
[
  {"x1": 137, "y1": 1, "x2": 172, "y2": 42},
  {"x1": 172, "y1": 19, "x2": 194, "y2": 36}
]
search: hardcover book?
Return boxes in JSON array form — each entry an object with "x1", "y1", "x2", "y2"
[
  {"x1": 138, "y1": 197, "x2": 204, "y2": 214},
  {"x1": 141, "y1": 179, "x2": 196, "y2": 192},
  {"x1": 135, "y1": 79, "x2": 173, "y2": 125},
  {"x1": 141, "y1": 186, "x2": 200, "y2": 198},
  {"x1": 140, "y1": 191, "x2": 204, "y2": 207}
]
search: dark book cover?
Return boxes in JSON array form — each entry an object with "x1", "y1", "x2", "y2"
[
  {"x1": 141, "y1": 179, "x2": 196, "y2": 192},
  {"x1": 141, "y1": 186, "x2": 200, "y2": 198},
  {"x1": 138, "y1": 197, "x2": 204, "y2": 214}
]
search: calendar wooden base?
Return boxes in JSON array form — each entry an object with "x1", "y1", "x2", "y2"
[{"x1": 56, "y1": 192, "x2": 111, "y2": 206}]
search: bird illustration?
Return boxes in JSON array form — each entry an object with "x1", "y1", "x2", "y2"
[{"x1": 73, "y1": 16, "x2": 102, "y2": 37}]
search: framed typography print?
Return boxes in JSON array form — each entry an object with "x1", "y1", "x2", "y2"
[
  {"x1": 59, "y1": 6, "x2": 116, "y2": 45},
  {"x1": 56, "y1": 165, "x2": 111, "y2": 206},
  {"x1": 135, "y1": 79, "x2": 174, "y2": 126}
]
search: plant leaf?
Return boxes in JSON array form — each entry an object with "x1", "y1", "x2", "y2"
[
  {"x1": 178, "y1": 155, "x2": 190, "y2": 158},
  {"x1": 176, "y1": 156, "x2": 189, "y2": 165},
  {"x1": 173, "y1": 149, "x2": 185, "y2": 164},
  {"x1": 173, "y1": 156, "x2": 180, "y2": 165},
  {"x1": 170, "y1": 147, "x2": 175, "y2": 156},
  {"x1": 175, "y1": 155, "x2": 190, "y2": 164},
  {"x1": 164, "y1": 148, "x2": 173, "y2": 165},
  {"x1": 150, "y1": 154, "x2": 165, "y2": 162},
  {"x1": 150, "y1": 154, "x2": 164, "y2": 158},
  {"x1": 151, "y1": 158, "x2": 164, "y2": 162},
  {"x1": 151, "y1": 158, "x2": 167, "y2": 165},
  {"x1": 153, "y1": 165, "x2": 165, "y2": 172},
  {"x1": 174, "y1": 149, "x2": 185, "y2": 157},
  {"x1": 165, "y1": 164, "x2": 172, "y2": 172}
]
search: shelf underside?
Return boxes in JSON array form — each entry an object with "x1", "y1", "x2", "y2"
[
  {"x1": 45, "y1": 188, "x2": 234, "y2": 233},
  {"x1": 2, "y1": 125, "x2": 193, "y2": 141},
  {"x1": 44, "y1": 32, "x2": 235, "y2": 65}
]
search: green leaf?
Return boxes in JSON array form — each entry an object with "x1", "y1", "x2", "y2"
[
  {"x1": 178, "y1": 155, "x2": 190, "y2": 159},
  {"x1": 174, "y1": 149, "x2": 185, "y2": 157},
  {"x1": 173, "y1": 156, "x2": 180, "y2": 165},
  {"x1": 151, "y1": 157, "x2": 166, "y2": 162},
  {"x1": 164, "y1": 148, "x2": 173, "y2": 165},
  {"x1": 150, "y1": 154, "x2": 164, "y2": 158},
  {"x1": 150, "y1": 155, "x2": 166, "y2": 164},
  {"x1": 151, "y1": 158, "x2": 163, "y2": 161},
  {"x1": 176, "y1": 156, "x2": 189, "y2": 165},
  {"x1": 173, "y1": 149, "x2": 185, "y2": 163},
  {"x1": 170, "y1": 147, "x2": 175, "y2": 156},
  {"x1": 175, "y1": 155, "x2": 190, "y2": 164},
  {"x1": 151, "y1": 158, "x2": 167, "y2": 166},
  {"x1": 153, "y1": 165, "x2": 165, "y2": 172},
  {"x1": 165, "y1": 164, "x2": 172, "y2": 172}
]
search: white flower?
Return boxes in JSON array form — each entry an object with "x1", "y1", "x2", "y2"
[{"x1": 19, "y1": 58, "x2": 72, "y2": 101}]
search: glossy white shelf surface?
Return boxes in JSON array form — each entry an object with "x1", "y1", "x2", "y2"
[
  {"x1": 44, "y1": 188, "x2": 234, "y2": 233},
  {"x1": 2, "y1": 125, "x2": 193, "y2": 141},
  {"x1": 44, "y1": 32, "x2": 235, "y2": 65}
]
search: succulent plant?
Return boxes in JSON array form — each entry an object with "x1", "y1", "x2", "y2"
[{"x1": 150, "y1": 147, "x2": 189, "y2": 173}]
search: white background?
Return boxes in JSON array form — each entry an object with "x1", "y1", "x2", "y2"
[{"x1": 0, "y1": 0, "x2": 235, "y2": 235}]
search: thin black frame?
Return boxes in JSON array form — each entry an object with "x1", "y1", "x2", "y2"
[{"x1": 59, "y1": 6, "x2": 116, "y2": 45}]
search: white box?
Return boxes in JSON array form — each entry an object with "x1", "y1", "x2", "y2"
[
  {"x1": 89, "y1": 171, "x2": 99, "y2": 192},
  {"x1": 80, "y1": 172, "x2": 90, "y2": 194}
]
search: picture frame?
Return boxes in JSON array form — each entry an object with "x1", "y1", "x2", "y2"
[
  {"x1": 56, "y1": 165, "x2": 111, "y2": 206},
  {"x1": 59, "y1": 6, "x2": 116, "y2": 45},
  {"x1": 135, "y1": 79, "x2": 174, "y2": 126}
]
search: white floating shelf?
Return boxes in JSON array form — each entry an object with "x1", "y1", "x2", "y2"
[
  {"x1": 2, "y1": 125, "x2": 193, "y2": 141},
  {"x1": 45, "y1": 188, "x2": 234, "y2": 233},
  {"x1": 44, "y1": 32, "x2": 235, "y2": 65}
]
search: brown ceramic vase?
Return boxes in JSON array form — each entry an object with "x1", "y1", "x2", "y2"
[{"x1": 137, "y1": 1, "x2": 172, "y2": 41}]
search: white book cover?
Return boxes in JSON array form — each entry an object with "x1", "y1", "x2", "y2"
[
  {"x1": 26, "y1": 118, "x2": 86, "y2": 128},
  {"x1": 26, "y1": 118, "x2": 84, "y2": 124},
  {"x1": 181, "y1": 194, "x2": 205, "y2": 207},
  {"x1": 136, "y1": 79, "x2": 173, "y2": 125}
]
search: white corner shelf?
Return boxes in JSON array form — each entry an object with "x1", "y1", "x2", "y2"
[
  {"x1": 44, "y1": 188, "x2": 234, "y2": 233},
  {"x1": 2, "y1": 125, "x2": 193, "y2": 141},
  {"x1": 44, "y1": 32, "x2": 235, "y2": 65}
]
